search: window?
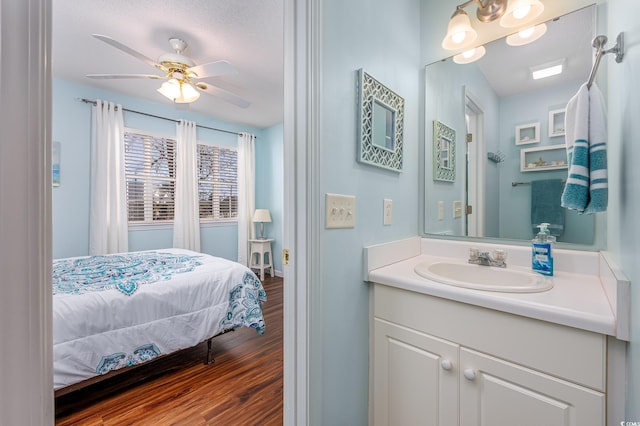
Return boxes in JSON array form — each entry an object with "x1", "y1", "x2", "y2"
[
  {"x1": 198, "y1": 144, "x2": 238, "y2": 221},
  {"x1": 124, "y1": 128, "x2": 239, "y2": 226},
  {"x1": 125, "y1": 130, "x2": 176, "y2": 223}
]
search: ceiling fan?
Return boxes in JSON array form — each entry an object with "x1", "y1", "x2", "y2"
[{"x1": 86, "y1": 34, "x2": 250, "y2": 108}]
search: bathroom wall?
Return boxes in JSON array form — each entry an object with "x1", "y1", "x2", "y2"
[
  {"x1": 606, "y1": 0, "x2": 640, "y2": 417},
  {"x1": 52, "y1": 78, "x2": 284, "y2": 271},
  {"x1": 497, "y1": 83, "x2": 595, "y2": 243},
  {"x1": 318, "y1": 0, "x2": 422, "y2": 423},
  {"x1": 424, "y1": 58, "x2": 500, "y2": 236}
]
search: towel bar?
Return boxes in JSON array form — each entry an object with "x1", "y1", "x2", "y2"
[{"x1": 587, "y1": 32, "x2": 624, "y2": 89}]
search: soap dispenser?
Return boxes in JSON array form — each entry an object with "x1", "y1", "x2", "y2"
[{"x1": 532, "y1": 223, "x2": 555, "y2": 276}]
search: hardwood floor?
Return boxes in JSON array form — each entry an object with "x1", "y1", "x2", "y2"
[{"x1": 55, "y1": 275, "x2": 283, "y2": 425}]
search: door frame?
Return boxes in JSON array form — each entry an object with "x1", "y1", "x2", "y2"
[{"x1": 463, "y1": 88, "x2": 486, "y2": 238}]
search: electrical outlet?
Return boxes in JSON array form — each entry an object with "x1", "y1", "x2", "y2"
[
  {"x1": 438, "y1": 201, "x2": 444, "y2": 221},
  {"x1": 325, "y1": 193, "x2": 356, "y2": 229},
  {"x1": 383, "y1": 199, "x2": 392, "y2": 225}
]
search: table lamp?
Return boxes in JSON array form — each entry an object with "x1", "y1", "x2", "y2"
[{"x1": 252, "y1": 209, "x2": 272, "y2": 239}]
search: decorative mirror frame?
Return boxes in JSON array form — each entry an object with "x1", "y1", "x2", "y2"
[
  {"x1": 433, "y1": 120, "x2": 456, "y2": 182},
  {"x1": 357, "y1": 69, "x2": 405, "y2": 172}
]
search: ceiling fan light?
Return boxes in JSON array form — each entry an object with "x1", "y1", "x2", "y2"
[
  {"x1": 157, "y1": 79, "x2": 200, "y2": 103},
  {"x1": 442, "y1": 9, "x2": 478, "y2": 51},
  {"x1": 500, "y1": 0, "x2": 544, "y2": 28},
  {"x1": 178, "y1": 82, "x2": 200, "y2": 103},
  {"x1": 157, "y1": 78, "x2": 182, "y2": 100},
  {"x1": 506, "y1": 23, "x2": 547, "y2": 46}
]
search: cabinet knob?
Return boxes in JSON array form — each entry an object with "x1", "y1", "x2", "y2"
[
  {"x1": 463, "y1": 368, "x2": 476, "y2": 381},
  {"x1": 441, "y1": 359, "x2": 452, "y2": 371}
]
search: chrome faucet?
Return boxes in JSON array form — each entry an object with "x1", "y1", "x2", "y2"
[{"x1": 468, "y1": 247, "x2": 507, "y2": 268}]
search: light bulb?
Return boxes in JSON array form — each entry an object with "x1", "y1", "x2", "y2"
[
  {"x1": 513, "y1": 4, "x2": 531, "y2": 20},
  {"x1": 452, "y1": 31, "x2": 466, "y2": 44}
]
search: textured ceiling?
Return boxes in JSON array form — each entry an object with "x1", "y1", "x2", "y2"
[{"x1": 53, "y1": 0, "x2": 284, "y2": 129}]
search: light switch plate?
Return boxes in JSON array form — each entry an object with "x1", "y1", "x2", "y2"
[
  {"x1": 383, "y1": 199, "x2": 392, "y2": 225},
  {"x1": 325, "y1": 193, "x2": 356, "y2": 229},
  {"x1": 438, "y1": 201, "x2": 444, "y2": 221},
  {"x1": 453, "y1": 201, "x2": 462, "y2": 218}
]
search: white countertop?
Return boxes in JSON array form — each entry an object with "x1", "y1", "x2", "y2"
[{"x1": 365, "y1": 237, "x2": 624, "y2": 337}]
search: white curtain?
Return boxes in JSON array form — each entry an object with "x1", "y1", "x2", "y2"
[
  {"x1": 89, "y1": 100, "x2": 128, "y2": 255},
  {"x1": 237, "y1": 132, "x2": 256, "y2": 266},
  {"x1": 173, "y1": 119, "x2": 201, "y2": 252}
]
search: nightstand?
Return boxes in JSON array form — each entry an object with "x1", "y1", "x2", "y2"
[{"x1": 249, "y1": 238, "x2": 275, "y2": 281}]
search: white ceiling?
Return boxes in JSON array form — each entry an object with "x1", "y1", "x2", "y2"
[
  {"x1": 53, "y1": 0, "x2": 284, "y2": 129},
  {"x1": 476, "y1": 5, "x2": 595, "y2": 97}
]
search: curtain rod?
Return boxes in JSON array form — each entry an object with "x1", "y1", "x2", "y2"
[{"x1": 78, "y1": 98, "x2": 248, "y2": 138}]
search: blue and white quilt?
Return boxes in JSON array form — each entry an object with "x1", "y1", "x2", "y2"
[{"x1": 52, "y1": 248, "x2": 266, "y2": 390}]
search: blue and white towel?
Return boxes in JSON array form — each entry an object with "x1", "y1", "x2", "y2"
[{"x1": 561, "y1": 82, "x2": 608, "y2": 214}]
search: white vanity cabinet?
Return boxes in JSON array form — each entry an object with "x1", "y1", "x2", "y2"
[{"x1": 371, "y1": 284, "x2": 607, "y2": 426}]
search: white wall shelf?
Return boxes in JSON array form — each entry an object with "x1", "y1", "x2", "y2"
[
  {"x1": 549, "y1": 108, "x2": 566, "y2": 137},
  {"x1": 520, "y1": 143, "x2": 568, "y2": 172},
  {"x1": 515, "y1": 122, "x2": 540, "y2": 145}
]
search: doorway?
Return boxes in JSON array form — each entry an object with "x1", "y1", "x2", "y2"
[{"x1": 464, "y1": 89, "x2": 486, "y2": 238}]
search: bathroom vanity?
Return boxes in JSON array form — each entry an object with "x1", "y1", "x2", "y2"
[{"x1": 365, "y1": 237, "x2": 629, "y2": 426}]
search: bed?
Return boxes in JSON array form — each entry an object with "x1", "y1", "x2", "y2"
[{"x1": 52, "y1": 248, "x2": 266, "y2": 393}]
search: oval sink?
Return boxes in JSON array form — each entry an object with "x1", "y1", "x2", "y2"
[{"x1": 414, "y1": 261, "x2": 553, "y2": 293}]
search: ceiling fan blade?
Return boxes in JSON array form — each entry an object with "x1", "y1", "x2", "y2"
[
  {"x1": 197, "y1": 83, "x2": 250, "y2": 108},
  {"x1": 92, "y1": 34, "x2": 162, "y2": 71},
  {"x1": 86, "y1": 73, "x2": 165, "y2": 80},
  {"x1": 188, "y1": 60, "x2": 237, "y2": 79}
]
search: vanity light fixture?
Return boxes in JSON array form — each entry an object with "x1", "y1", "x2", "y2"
[
  {"x1": 500, "y1": 0, "x2": 544, "y2": 28},
  {"x1": 442, "y1": 7, "x2": 478, "y2": 50},
  {"x1": 157, "y1": 78, "x2": 201, "y2": 103},
  {"x1": 506, "y1": 23, "x2": 547, "y2": 46},
  {"x1": 531, "y1": 58, "x2": 566, "y2": 80},
  {"x1": 453, "y1": 46, "x2": 487, "y2": 64},
  {"x1": 442, "y1": 0, "x2": 545, "y2": 51}
]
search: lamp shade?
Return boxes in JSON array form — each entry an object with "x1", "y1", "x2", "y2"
[
  {"x1": 506, "y1": 23, "x2": 547, "y2": 46},
  {"x1": 252, "y1": 209, "x2": 272, "y2": 223},
  {"x1": 157, "y1": 79, "x2": 201, "y2": 103},
  {"x1": 442, "y1": 9, "x2": 478, "y2": 50},
  {"x1": 453, "y1": 46, "x2": 486, "y2": 64},
  {"x1": 500, "y1": 0, "x2": 544, "y2": 28}
]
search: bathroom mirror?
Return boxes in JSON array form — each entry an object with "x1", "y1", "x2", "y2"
[
  {"x1": 423, "y1": 5, "x2": 604, "y2": 248},
  {"x1": 357, "y1": 68, "x2": 405, "y2": 172},
  {"x1": 372, "y1": 100, "x2": 396, "y2": 150}
]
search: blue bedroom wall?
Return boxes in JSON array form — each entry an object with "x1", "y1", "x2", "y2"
[{"x1": 52, "y1": 78, "x2": 283, "y2": 272}]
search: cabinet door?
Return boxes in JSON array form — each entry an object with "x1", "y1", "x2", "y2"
[
  {"x1": 373, "y1": 318, "x2": 458, "y2": 426},
  {"x1": 459, "y1": 348, "x2": 605, "y2": 426}
]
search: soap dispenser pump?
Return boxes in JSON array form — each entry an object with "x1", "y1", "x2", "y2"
[{"x1": 532, "y1": 222, "x2": 555, "y2": 276}]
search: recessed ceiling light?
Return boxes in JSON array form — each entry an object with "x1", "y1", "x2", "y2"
[{"x1": 531, "y1": 58, "x2": 566, "y2": 80}]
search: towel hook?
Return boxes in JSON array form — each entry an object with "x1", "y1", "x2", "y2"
[{"x1": 587, "y1": 32, "x2": 624, "y2": 88}]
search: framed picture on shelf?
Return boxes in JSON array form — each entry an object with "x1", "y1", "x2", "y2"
[
  {"x1": 548, "y1": 108, "x2": 566, "y2": 137},
  {"x1": 515, "y1": 122, "x2": 540, "y2": 145}
]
